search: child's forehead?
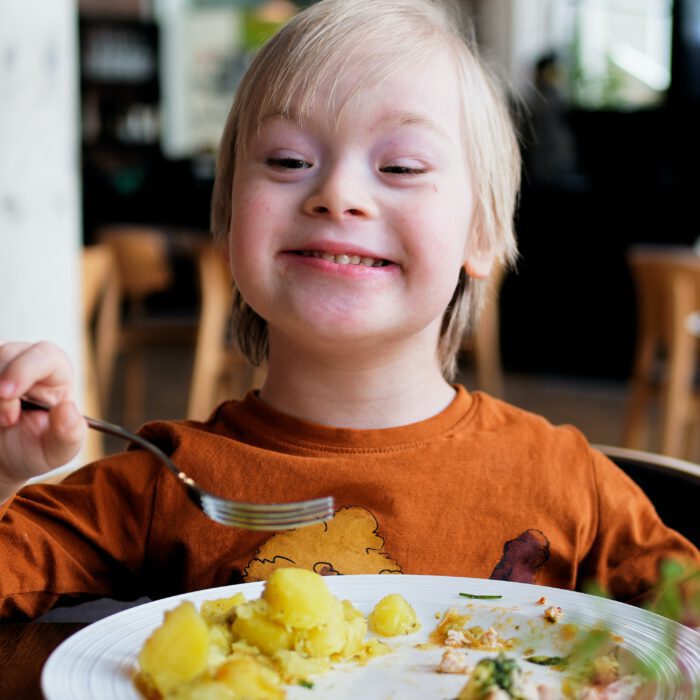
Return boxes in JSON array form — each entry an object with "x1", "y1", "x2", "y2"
[{"x1": 256, "y1": 49, "x2": 462, "y2": 127}]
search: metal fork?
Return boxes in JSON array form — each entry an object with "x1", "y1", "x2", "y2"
[{"x1": 20, "y1": 397, "x2": 335, "y2": 531}]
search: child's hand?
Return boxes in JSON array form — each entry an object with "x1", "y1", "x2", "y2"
[{"x1": 0, "y1": 340, "x2": 86, "y2": 498}]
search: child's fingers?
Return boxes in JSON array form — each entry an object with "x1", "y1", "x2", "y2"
[
  {"x1": 0, "y1": 341, "x2": 34, "y2": 426},
  {"x1": 0, "y1": 340, "x2": 76, "y2": 404},
  {"x1": 42, "y1": 401, "x2": 87, "y2": 467}
]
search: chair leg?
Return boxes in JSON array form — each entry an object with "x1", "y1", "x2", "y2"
[
  {"x1": 661, "y1": 275, "x2": 696, "y2": 458},
  {"x1": 472, "y1": 299, "x2": 504, "y2": 398},
  {"x1": 623, "y1": 337, "x2": 657, "y2": 450}
]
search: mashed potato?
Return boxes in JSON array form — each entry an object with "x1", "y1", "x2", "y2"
[{"x1": 136, "y1": 568, "x2": 409, "y2": 699}]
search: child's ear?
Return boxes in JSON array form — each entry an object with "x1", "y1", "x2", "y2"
[{"x1": 463, "y1": 232, "x2": 495, "y2": 279}]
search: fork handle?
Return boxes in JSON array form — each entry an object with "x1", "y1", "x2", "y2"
[{"x1": 20, "y1": 398, "x2": 111, "y2": 437}]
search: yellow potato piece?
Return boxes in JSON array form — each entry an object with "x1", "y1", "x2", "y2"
[
  {"x1": 216, "y1": 655, "x2": 285, "y2": 700},
  {"x1": 263, "y1": 568, "x2": 336, "y2": 629},
  {"x1": 138, "y1": 601, "x2": 209, "y2": 696},
  {"x1": 273, "y1": 649, "x2": 330, "y2": 684},
  {"x1": 295, "y1": 621, "x2": 347, "y2": 658},
  {"x1": 368, "y1": 594, "x2": 421, "y2": 636},
  {"x1": 164, "y1": 679, "x2": 236, "y2": 700},
  {"x1": 232, "y1": 601, "x2": 294, "y2": 656},
  {"x1": 200, "y1": 593, "x2": 246, "y2": 624},
  {"x1": 341, "y1": 615, "x2": 369, "y2": 657}
]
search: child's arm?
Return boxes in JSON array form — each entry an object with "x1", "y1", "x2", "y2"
[
  {"x1": 0, "y1": 341, "x2": 86, "y2": 503},
  {"x1": 580, "y1": 448, "x2": 699, "y2": 602}
]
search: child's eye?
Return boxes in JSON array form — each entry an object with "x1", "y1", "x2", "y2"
[
  {"x1": 265, "y1": 157, "x2": 312, "y2": 170},
  {"x1": 380, "y1": 164, "x2": 426, "y2": 176}
]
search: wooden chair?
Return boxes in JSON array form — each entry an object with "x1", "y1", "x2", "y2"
[
  {"x1": 460, "y1": 264, "x2": 506, "y2": 397},
  {"x1": 79, "y1": 244, "x2": 120, "y2": 463},
  {"x1": 187, "y1": 244, "x2": 266, "y2": 421},
  {"x1": 97, "y1": 225, "x2": 203, "y2": 429},
  {"x1": 594, "y1": 444, "x2": 700, "y2": 547},
  {"x1": 624, "y1": 245, "x2": 700, "y2": 459}
]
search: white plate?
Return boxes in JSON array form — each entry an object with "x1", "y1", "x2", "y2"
[{"x1": 42, "y1": 575, "x2": 700, "y2": 699}]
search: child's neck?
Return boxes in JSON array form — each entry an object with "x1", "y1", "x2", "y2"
[{"x1": 258, "y1": 336, "x2": 457, "y2": 429}]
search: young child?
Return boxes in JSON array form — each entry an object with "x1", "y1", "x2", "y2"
[{"x1": 0, "y1": 0, "x2": 697, "y2": 620}]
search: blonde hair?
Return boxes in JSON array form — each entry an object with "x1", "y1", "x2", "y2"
[{"x1": 211, "y1": 0, "x2": 520, "y2": 379}]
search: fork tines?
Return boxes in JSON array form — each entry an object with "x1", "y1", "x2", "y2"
[{"x1": 201, "y1": 495, "x2": 335, "y2": 531}]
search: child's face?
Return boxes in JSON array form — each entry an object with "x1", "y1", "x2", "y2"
[{"x1": 229, "y1": 53, "x2": 487, "y2": 359}]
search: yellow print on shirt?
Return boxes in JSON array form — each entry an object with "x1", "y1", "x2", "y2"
[{"x1": 243, "y1": 505, "x2": 402, "y2": 582}]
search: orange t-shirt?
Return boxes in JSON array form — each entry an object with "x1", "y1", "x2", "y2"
[{"x1": 1, "y1": 386, "x2": 697, "y2": 619}]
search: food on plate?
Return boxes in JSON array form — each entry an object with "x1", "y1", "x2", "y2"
[
  {"x1": 137, "y1": 601, "x2": 211, "y2": 696},
  {"x1": 368, "y1": 593, "x2": 421, "y2": 636},
  {"x1": 544, "y1": 606, "x2": 563, "y2": 623},
  {"x1": 454, "y1": 651, "x2": 642, "y2": 700},
  {"x1": 136, "y1": 568, "x2": 395, "y2": 699},
  {"x1": 430, "y1": 600, "x2": 646, "y2": 700},
  {"x1": 431, "y1": 607, "x2": 516, "y2": 652},
  {"x1": 135, "y1": 579, "x2": 651, "y2": 700},
  {"x1": 437, "y1": 648, "x2": 470, "y2": 674},
  {"x1": 562, "y1": 650, "x2": 644, "y2": 700},
  {"x1": 460, "y1": 592, "x2": 504, "y2": 600},
  {"x1": 457, "y1": 653, "x2": 540, "y2": 700}
]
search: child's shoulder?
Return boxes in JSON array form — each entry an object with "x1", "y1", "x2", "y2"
[{"x1": 466, "y1": 388, "x2": 593, "y2": 454}]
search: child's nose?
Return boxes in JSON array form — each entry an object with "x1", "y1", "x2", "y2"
[{"x1": 302, "y1": 167, "x2": 377, "y2": 221}]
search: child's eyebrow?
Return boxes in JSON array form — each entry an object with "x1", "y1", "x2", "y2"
[
  {"x1": 257, "y1": 110, "x2": 451, "y2": 142},
  {"x1": 259, "y1": 110, "x2": 304, "y2": 127},
  {"x1": 373, "y1": 111, "x2": 451, "y2": 142}
]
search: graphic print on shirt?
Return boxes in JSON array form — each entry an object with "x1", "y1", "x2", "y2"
[
  {"x1": 489, "y1": 528, "x2": 551, "y2": 584},
  {"x1": 243, "y1": 505, "x2": 402, "y2": 582}
]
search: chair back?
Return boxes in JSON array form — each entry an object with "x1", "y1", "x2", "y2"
[
  {"x1": 94, "y1": 226, "x2": 205, "y2": 429},
  {"x1": 98, "y1": 226, "x2": 172, "y2": 311},
  {"x1": 80, "y1": 244, "x2": 120, "y2": 462},
  {"x1": 460, "y1": 263, "x2": 506, "y2": 397},
  {"x1": 628, "y1": 245, "x2": 700, "y2": 349},
  {"x1": 624, "y1": 245, "x2": 700, "y2": 458},
  {"x1": 187, "y1": 244, "x2": 266, "y2": 420}
]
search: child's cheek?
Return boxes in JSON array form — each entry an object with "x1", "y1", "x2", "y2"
[{"x1": 231, "y1": 187, "x2": 274, "y2": 244}]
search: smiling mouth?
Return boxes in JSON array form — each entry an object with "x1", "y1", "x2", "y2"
[{"x1": 292, "y1": 250, "x2": 391, "y2": 267}]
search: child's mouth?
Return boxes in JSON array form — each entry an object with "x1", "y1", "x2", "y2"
[{"x1": 292, "y1": 250, "x2": 391, "y2": 267}]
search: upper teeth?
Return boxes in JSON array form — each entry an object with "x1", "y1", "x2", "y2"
[{"x1": 300, "y1": 251, "x2": 386, "y2": 267}]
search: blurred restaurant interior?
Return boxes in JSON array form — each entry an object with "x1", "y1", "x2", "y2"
[{"x1": 3, "y1": 0, "x2": 700, "y2": 469}]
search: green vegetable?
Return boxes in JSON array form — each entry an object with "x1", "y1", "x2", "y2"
[
  {"x1": 491, "y1": 654, "x2": 519, "y2": 692},
  {"x1": 459, "y1": 593, "x2": 503, "y2": 600},
  {"x1": 524, "y1": 655, "x2": 568, "y2": 667},
  {"x1": 298, "y1": 680, "x2": 314, "y2": 689},
  {"x1": 458, "y1": 654, "x2": 526, "y2": 700}
]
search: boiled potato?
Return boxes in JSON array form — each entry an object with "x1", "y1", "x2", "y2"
[
  {"x1": 215, "y1": 655, "x2": 285, "y2": 700},
  {"x1": 294, "y1": 620, "x2": 347, "y2": 658},
  {"x1": 199, "y1": 593, "x2": 245, "y2": 624},
  {"x1": 273, "y1": 649, "x2": 330, "y2": 684},
  {"x1": 206, "y1": 623, "x2": 234, "y2": 671},
  {"x1": 164, "y1": 679, "x2": 236, "y2": 700},
  {"x1": 138, "y1": 602, "x2": 209, "y2": 696},
  {"x1": 263, "y1": 568, "x2": 336, "y2": 629},
  {"x1": 136, "y1": 569, "x2": 412, "y2": 699},
  {"x1": 232, "y1": 599, "x2": 294, "y2": 656},
  {"x1": 341, "y1": 614, "x2": 369, "y2": 657},
  {"x1": 368, "y1": 593, "x2": 421, "y2": 636}
]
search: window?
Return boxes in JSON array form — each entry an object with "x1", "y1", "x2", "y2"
[{"x1": 570, "y1": 0, "x2": 673, "y2": 108}]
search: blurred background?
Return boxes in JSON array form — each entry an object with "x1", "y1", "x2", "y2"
[{"x1": 3, "y1": 0, "x2": 700, "y2": 470}]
